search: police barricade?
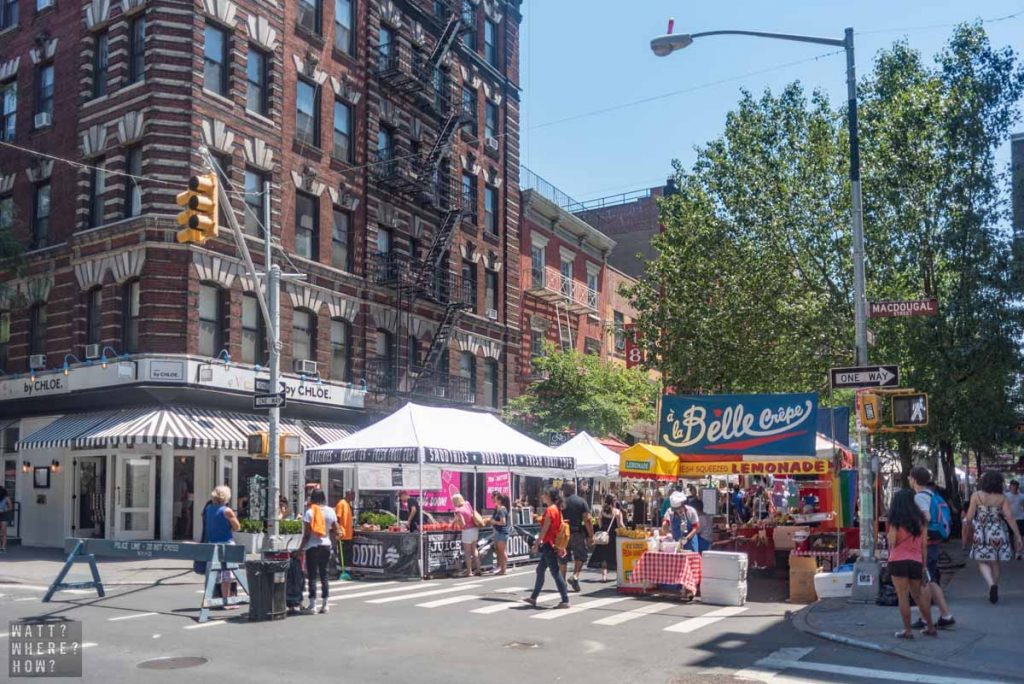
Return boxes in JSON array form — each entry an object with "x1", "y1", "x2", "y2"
[{"x1": 46, "y1": 538, "x2": 249, "y2": 623}]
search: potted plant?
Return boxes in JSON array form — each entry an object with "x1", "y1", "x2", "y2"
[
  {"x1": 234, "y1": 519, "x2": 266, "y2": 553},
  {"x1": 270, "y1": 519, "x2": 304, "y2": 551}
]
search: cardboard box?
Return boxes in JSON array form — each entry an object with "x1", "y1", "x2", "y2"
[
  {"x1": 789, "y1": 555, "x2": 819, "y2": 572},
  {"x1": 772, "y1": 525, "x2": 810, "y2": 550},
  {"x1": 789, "y1": 566, "x2": 821, "y2": 603}
]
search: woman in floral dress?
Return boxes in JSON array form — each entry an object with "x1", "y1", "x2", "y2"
[{"x1": 963, "y1": 471, "x2": 1023, "y2": 603}]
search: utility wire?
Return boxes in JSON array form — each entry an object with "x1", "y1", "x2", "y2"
[{"x1": 855, "y1": 6, "x2": 1024, "y2": 36}]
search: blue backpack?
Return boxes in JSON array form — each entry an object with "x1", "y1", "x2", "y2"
[{"x1": 926, "y1": 491, "x2": 952, "y2": 542}]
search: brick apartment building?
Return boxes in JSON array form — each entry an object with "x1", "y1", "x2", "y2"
[{"x1": 0, "y1": 0, "x2": 522, "y2": 548}]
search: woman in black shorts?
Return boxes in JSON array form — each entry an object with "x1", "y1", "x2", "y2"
[{"x1": 887, "y1": 488, "x2": 936, "y2": 638}]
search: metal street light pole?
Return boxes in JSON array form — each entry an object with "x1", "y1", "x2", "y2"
[{"x1": 651, "y1": 27, "x2": 878, "y2": 594}]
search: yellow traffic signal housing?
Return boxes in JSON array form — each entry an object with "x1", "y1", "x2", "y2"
[
  {"x1": 857, "y1": 391, "x2": 882, "y2": 430},
  {"x1": 247, "y1": 431, "x2": 301, "y2": 459},
  {"x1": 176, "y1": 173, "x2": 218, "y2": 244}
]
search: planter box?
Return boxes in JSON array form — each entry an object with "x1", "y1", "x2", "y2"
[{"x1": 233, "y1": 532, "x2": 303, "y2": 554}]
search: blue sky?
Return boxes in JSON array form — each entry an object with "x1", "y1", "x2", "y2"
[{"x1": 519, "y1": 0, "x2": 1024, "y2": 202}]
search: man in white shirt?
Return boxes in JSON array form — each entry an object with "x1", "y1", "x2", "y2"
[
  {"x1": 909, "y1": 466, "x2": 956, "y2": 630},
  {"x1": 1006, "y1": 480, "x2": 1024, "y2": 553}
]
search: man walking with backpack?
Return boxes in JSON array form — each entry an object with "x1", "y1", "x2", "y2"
[{"x1": 909, "y1": 466, "x2": 956, "y2": 630}]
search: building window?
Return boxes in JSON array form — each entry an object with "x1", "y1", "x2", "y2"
[
  {"x1": 377, "y1": 125, "x2": 393, "y2": 163},
  {"x1": 614, "y1": 310, "x2": 625, "y2": 351},
  {"x1": 128, "y1": 17, "x2": 146, "y2": 84},
  {"x1": 295, "y1": 78, "x2": 320, "y2": 147},
  {"x1": 485, "y1": 101, "x2": 498, "y2": 140},
  {"x1": 0, "y1": 0, "x2": 17, "y2": 30},
  {"x1": 376, "y1": 226, "x2": 392, "y2": 257},
  {"x1": 86, "y1": 287, "x2": 103, "y2": 346},
  {"x1": 484, "y1": 185, "x2": 498, "y2": 235},
  {"x1": 560, "y1": 258, "x2": 573, "y2": 297},
  {"x1": 212, "y1": 152, "x2": 231, "y2": 227},
  {"x1": 246, "y1": 47, "x2": 269, "y2": 115},
  {"x1": 374, "y1": 328, "x2": 394, "y2": 383},
  {"x1": 292, "y1": 309, "x2": 316, "y2": 363},
  {"x1": 89, "y1": 159, "x2": 106, "y2": 227},
  {"x1": 204, "y1": 24, "x2": 230, "y2": 96},
  {"x1": 459, "y1": 351, "x2": 476, "y2": 398},
  {"x1": 484, "y1": 269, "x2": 497, "y2": 313},
  {"x1": 0, "y1": 195, "x2": 11, "y2": 231},
  {"x1": 124, "y1": 147, "x2": 142, "y2": 218},
  {"x1": 295, "y1": 191, "x2": 318, "y2": 260},
  {"x1": 484, "y1": 19, "x2": 498, "y2": 66},
  {"x1": 330, "y1": 318, "x2": 351, "y2": 382},
  {"x1": 332, "y1": 99, "x2": 352, "y2": 162},
  {"x1": 122, "y1": 279, "x2": 140, "y2": 353},
  {"x1": 243, "y1": 169, "x2": 267, "y2": 236},
  {"x1": 334, "y1": 0, "x2": 354, "y2": 55},
  {"x1": 483, "y1": 358, "x2": 498, "y2": 408},
  {"x1": 461, "y1": 259, "x2": 477, "y2": 311},
  {"x1": 31, "y1": 182, "x2": 50, "y2": 249},
  {"x1": 241, "y1": 293, "x2": 266, "y2": 365},
  {"x1": 198, "y1": 283, "x2": 225, "y2": 358},
  {"x1": 1, "y1": 82, "x2": 15, "y2": 141},
  {"x1": 298, "y1": 0, "x2": 322, "y2": 35},
  {"x1": 530, "y1": 328, "x2": 544, "y2": 360},
  {"x1": 461, "y1": 0, "x2": 476, "y2": 50},
  {"x1": 584, "y1": 337, "x2": 601, "y2": 356},
  {"x1": 407, "y1": 334, "x2": 419, "y2": 368},
  {"x1": 377, "y1": 25, "x2": 394, "y2": 71},
  {"x1": 530, "y1": 244, "x2": 544, "y2": 286},
  {"x1": 92, "y1": 30, "x2": 109, "y2": 98},
  {"x1": 28, "y1": 303, "x2": 46, "y2": 358},
  {"x1": 461, "y1": 86, "x2": 477, "y2": 135},
  {"x1": 34, "y1": 64, "x2": 53, "y2": 120},
  {"x1": 461, "y1": 172, "x2": 477, "y2": 223},
  {"x1": 0, "y1": 311, "x2": 9, "y2": 370},
  {"x1": 331, "y1": 208, "x2": 352, "y2": 271}
]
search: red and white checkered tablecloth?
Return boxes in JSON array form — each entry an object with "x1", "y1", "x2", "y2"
[{"x1": 631, "y1": 551, "x2": 702, "y2": 594}]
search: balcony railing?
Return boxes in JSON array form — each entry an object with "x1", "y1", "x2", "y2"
[
  {"x1": 369, "y1": 252, "x2": 475, "y2": 308},
  {"x1": 411, "y1": 371, "x2": 474, "y2": 404},
  {"x1": 525, "y1": 265, "x2": 599, "y2": 313},
  {"x1": 366, "y1": 356, "x2": 474, "y2": 404}
]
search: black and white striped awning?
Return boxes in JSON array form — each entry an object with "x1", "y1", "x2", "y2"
[
  {"x1": 16, "y1": 411, "x2": 120, "y2": 450},
  {"x1": 304, "y1": 420, "x2": 357, "y2": 446},
  {"x1": 78, "y1": 407, "x2": 248, "y2": 449},
  {"x1": 226, "y1": 413, "x2": 320, "y2": 451}
]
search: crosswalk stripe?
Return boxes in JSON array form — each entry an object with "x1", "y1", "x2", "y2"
[
  {"x1": 416, "y1": 594, "x2": 481, "y2": 608},
  {"x1": 108, "y1": 612, "x2": 158, "y2": 622},
  {"x1": 185, "y1": 621, "x2": 227, "y2": 629},
  {"x1": 663, "y1": 606, "x2": 748, "y2": 633},
  {"x1": 329, "y1": 582, "x2": 446, "y2": 602},
  {"x1": 531, "y1": 596, "x2": 630, "y2": 621},
  {"x1": 493, "y1": 586, "x2": 528, "y2": 594},
  {"x1": 592, "y1": 600, "x2": 675, "y2": 626},
  {"x1": 83, "y1": 643, "x2": 98, "y2": 649},
  {"x1": 366, "y1": 584, "x2": 482, "y2": 605},
  {"x1": 327, "y1": 581, "x2": 398, "y2": 594},
  {"x1": 454, "y1": 569, "x2": 535, "y2": 586},
  {"x1": 14, "y1": 597, "x2": 37, "y2": 602},
  {"x1": 472, "y1": 592, "x2": 560, "y2": 614}
]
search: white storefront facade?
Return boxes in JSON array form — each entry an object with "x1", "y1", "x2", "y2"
[{"x1": 4, "y1": 354, "x2": 365, "y2": 548}]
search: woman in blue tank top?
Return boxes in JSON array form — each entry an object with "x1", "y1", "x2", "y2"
[{"x1": 203, "y1": 486, "x2": 241, "y2": 608}]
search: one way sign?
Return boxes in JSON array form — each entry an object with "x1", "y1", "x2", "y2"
[{"x1": 830, "y1": 365, "x2": 900, "y2": 389}]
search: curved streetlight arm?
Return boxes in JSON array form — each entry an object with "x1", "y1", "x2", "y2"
[{"x1": 688, "y1": 29, "x2": 846, "y2": 48}]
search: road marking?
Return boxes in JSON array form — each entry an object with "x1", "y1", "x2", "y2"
[
  {"x1": 366, "y1": 584, "x2": 482, "y2": 604},
  {"x1": 663, "y1": 606, "x2": 748, "y2": 633},
  {"x1": 593, "y1": 600, "x2": 675, "y2": 626},
  {"x1": 83, "y1": 643, "x2": 98, "y2": 649},
  {"x1": 0, "y1": 584, "x2": 48, "y2": 590},
  {"x1": 0, "y1": 633, "x2": 7, "y2": 638},
  {"x1": 532, "y1": 596, "x2": 630, "y2": 620},
  {"x1": 739, "y1": 648, "x2": 1004, "y2": 684},
  {"x1": 327, "y1": 581, "x2": 399, "y2": 595},
  {"x1": 108, "y1": 612, "x2": 158, "y2": 622},
  {"x1": 14, "y1": 597, "x2": 37, "y2": 602},
  {"x1": 184, "y1": 621, "x2": 227, "y2": 630},
  {"x1": 493, "y1": 586, "x2": 528, "y2": 594},
  {"x1": 416, "y1": 594, "x2": 481, "y2": 608},
  {"x1": 472, "y1": 592, "x2": 560, "y2": 614},
  {"x1": 454, "y1": 569, "x2": 534, "y2": 586},
  {"x1": 329, "y1": 583, "x2": 453, "y2": 602}
]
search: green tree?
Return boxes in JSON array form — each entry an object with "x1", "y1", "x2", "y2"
[{"x1": 503, "y1": 345, "x2": 658, "y2": 443}]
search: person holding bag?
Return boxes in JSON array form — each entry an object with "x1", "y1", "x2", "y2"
[
  {"x1": 589, "y1": 494, "x2": 623, "y2": 582},
  {"x1": 300, "y1": 489, "x2": 339, "y2": 614},
  {"x1": 490, "y1": 492, "x2": 510, "y2": 576},
  {"x1": 451, "y1": 493, "x2": 482, "y2": 577}
]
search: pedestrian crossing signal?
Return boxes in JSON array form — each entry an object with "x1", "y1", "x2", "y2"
[
  {"x1": 892, "y1": 393, "x2": 928, "y2": 427},
  {"x1": 175, "y1": 173, "x2": 218, "y2": 244},
  {"x1": 857, "y1": 392, "x2": 882, "y2": 430}
]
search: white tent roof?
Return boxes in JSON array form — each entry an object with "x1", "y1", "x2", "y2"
[
  {"x1": 305, "y1": 402, "x2": 574, "y2": 473},
  {"x1": 556, "y1": 432, "x2": 619, "y2": 479}
]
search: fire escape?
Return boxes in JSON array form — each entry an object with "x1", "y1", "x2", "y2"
[{"x1": 366, "y1": 4, "x2": 473, "y2": 406}]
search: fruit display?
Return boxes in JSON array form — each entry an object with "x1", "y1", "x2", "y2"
[{"x1": 616, "y1": 527, "x2": 650, "y2": 540}]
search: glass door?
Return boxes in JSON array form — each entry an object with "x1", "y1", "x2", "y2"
[
  {"x1": 74, "y1": 457, "x2": 106, "y2": 538},
  {"x1": 115, "y1": 455, "x2": 155, "y2": 540}
]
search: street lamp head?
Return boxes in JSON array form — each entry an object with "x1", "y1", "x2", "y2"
[{"x1": 651, "y1": 33, "x2": 693, "y2": 57}]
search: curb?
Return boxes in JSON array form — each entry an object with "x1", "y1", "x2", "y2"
[{"x1": 789, "y1": 603, "x2": 1018, "y2": 682}]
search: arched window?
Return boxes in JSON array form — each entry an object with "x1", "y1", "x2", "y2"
[
  {"x1": 198, "y1": 282, "x2": 225, "y2": 358},
  {"x1": 121, "y1": 279, "x2": 140, "y2": 353},
  {"x1": 330, "y1": 318, "x2": 352, "y2": 382}
]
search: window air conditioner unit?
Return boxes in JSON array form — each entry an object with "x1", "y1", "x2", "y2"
[
  {"x1": 293, "y1": 358, "x2": 318, "y2": 375},
  {"x1": 486, "y1": 308, "x2": 498, "y2": 320},
  {"x1": 84, "y1": 343, "x2": 102, "y2": 360},
  {"x1": 485, "y1": 136, "x2": 499, "y2": 152},
  {"x1": 34, "y1": 112, "x2": 52, "y2": 128},
  {"x1": 29, "y1": 354, "x2": 46, "y2": 370}
]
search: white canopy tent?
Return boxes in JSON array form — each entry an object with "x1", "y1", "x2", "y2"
[{"x1": 556, "y1": 432, "x2": 620, "y2": 480}]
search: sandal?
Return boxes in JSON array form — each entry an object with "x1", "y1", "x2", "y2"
[{"x1": 894, "y1": 630, "x2": 914, "y2": 639}]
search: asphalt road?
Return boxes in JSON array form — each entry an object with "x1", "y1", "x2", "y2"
[{"x1": 0, "y1": 570, "x2": 1006, "y2": 684}]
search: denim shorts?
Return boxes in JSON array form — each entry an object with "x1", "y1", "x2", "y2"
[{"x1": 493, "y1": 531, "x2": 509, "y2": 543}]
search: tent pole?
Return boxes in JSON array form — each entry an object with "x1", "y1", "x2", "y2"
[{"x1": 418, "y1": 447, "x2": 425, "y2": 579}]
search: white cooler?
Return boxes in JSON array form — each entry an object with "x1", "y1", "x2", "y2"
[
  {"x1": 814, "y1": 570, "x2": 854, "y2": 598},
  {"x1": 700, "y1": 577, "x2": 747, "y2": 606},
  {"x1": 701, "y1": 551, "x2": 749, "y2": 582}
]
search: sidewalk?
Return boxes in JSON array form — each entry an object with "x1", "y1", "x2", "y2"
[
  {"x1": 792, "y1": 544, "x2": 1024, "y2": 681},
  {"x1": 0, "y1": 545, "x2": 200, "y2": 587}
]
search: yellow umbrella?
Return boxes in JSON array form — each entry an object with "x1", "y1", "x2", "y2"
[{"x1": 619, "y1": 443, "x2": 679, "y2": 481}]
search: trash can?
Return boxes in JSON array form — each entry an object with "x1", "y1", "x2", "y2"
[{"x1": 245, "y1": 559, "x2": 289, "y2": 622}]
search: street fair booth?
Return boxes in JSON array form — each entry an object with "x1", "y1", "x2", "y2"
[
  {"x1": 304, "y1": 403, "x2": 575, "y2": 579},
  {"x1": 557, "y1": 432, "x2": 620, "y2": 480}
]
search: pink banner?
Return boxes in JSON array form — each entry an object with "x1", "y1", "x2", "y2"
[
  {"x1": 485, "y1": 472, "x2": 511, "y2": 509},
  {"x1": 412, "y1": 471, "x2": 461, "y2": 512}
]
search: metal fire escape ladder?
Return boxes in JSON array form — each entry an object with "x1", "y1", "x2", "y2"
[
  {"x1": 428, "y1": 13, "x2": 462, "y2": 69},
  {"x1": 420, "y1": 111, "x2": 461, "y2": 178},
  {"x1": 411, "y1": 303, "x2": 463, "y2": 395}
]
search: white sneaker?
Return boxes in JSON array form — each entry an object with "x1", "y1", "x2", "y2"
[
  {"x1": 319, "y1": 602, "x2": 329, "y2": 614},
  {"x1": 300, "y1": 603, "x2": 316, "y2": 615}
]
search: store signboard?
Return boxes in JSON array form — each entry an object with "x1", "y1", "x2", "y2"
[
  {"x1": 358, "y1": 466, "x2": 442, "y2": 491},
  {"x1": 661, "y1": 393, "x2": 818, "y2": 456},
  {"x1": 425, "y1": 525, "x2": 540, "y2": 575},
  {"x1": 349, "y1": 532, "x2": 420, "y2": 579},
  {"x1": 617, "y1": 539, "x2": 652, "y2": 590},
  {"x1": 485, "y1": 472, "x2": 510, "y2": 508},
  {"x1": 678, "y1": 458, "x2": 830, "y2": 478}
]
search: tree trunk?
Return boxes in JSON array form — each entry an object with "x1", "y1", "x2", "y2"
[{"x1": 897, "y1": 434, "x2": 914, "y2": 488}]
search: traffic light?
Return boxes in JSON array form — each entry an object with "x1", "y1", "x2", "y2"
[
  {"x1": 176, "y1": 173, "x2": 218, "y2": 244},
  {"x1": 247, "y1": 432, "x2": 302, "y2": 459},
  {"x1": 857, "y1": 391, "x2": 882, "y2": 430},
  {"x1": 892, "y1": 393, "x2": 929, "y2": 427}
]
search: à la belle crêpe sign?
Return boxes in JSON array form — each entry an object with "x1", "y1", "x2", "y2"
[{"x1": 661, "y1": 393, "x2": 818, "y2": 457}]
